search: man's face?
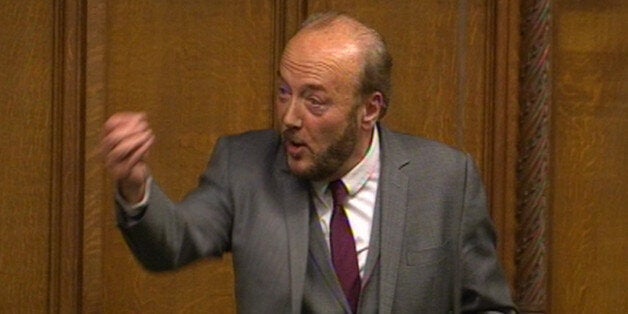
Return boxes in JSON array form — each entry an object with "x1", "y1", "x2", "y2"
[{"x1": 275, "y1": 29, "x2": 368, "y2": 181}]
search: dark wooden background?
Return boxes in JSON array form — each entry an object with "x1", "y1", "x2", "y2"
[{"x1": 0, "y1": 0, "x2": 625, "y2": 313}]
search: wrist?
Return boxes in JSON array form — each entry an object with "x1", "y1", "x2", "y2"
[{"x1": 118, "y1": 179, "x2": 146, "y2": 204}]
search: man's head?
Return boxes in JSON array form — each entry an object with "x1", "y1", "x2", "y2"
[{"x1": 275, "y1": 12, "x2": 392, "y2": 181}]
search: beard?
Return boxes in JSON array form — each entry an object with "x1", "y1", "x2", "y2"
[{"x1": 282, "y1": 109, "x2": 359, "y2": 181}]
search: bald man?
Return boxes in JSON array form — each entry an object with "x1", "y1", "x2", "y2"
[{"x1": 102, "y1": 12, "x2": 516, "y2": 314}]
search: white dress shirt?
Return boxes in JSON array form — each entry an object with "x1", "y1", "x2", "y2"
[{"x1": 310, "y1": 128, "x2": 380, "y2": 278}]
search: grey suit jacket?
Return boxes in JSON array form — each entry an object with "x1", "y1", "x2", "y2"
[{"x1": 118, "y1": 125, "x2": 516, "y2": 313}]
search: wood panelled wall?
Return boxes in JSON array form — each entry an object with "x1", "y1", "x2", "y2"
[
  {"x1": 0, "y1": 0, "x2": 625, "y2": 313},
  {"x1": 1, "y1": 1, "x2": 54, "y2": 311},
  {"x1": 102, "y1": 1, "x2": 275, "y2": 312},
  {"x1": 550, "y1": 0, "x2": 627, "y2": 313}
]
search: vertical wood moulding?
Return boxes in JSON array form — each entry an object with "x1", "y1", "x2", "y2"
[
  {"x1": 284, "y1": 0, "x2": 308, "y2": 46},
  {"x1": 82, "y1": 0, "x2": 107, "y2": 311},
  {"x1": 516, "y1": 0, "x2": 552, "y2": 312},
  {"x1": 271, "y1": 0, "x2": 286, "y2": 127},
  {"x1": 455, "y1": 0, "x2": 468, "y2": 150},
  {"x1": 50, "y1": 0, "x2": 86, "y2": 312},
  {"x1": 487, "y1": 0, "x2": 521, "y2": 289},
  {"x1": 483, "y1": 0, "x2": 496, "y2": 192}
]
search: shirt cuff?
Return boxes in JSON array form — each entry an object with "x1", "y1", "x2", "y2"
[{"x1": 116, "y1": 176, "x2": 152, "y2": 217}]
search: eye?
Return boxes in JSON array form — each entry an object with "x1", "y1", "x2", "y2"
[
  {"x1": 306, "y1": 98, "x2": 328, "y2": 115},
  {"x1": 277, "y1": 85, "x2": 291, "y2": 103},
  {"x1": 279, "y1": 85, "x2": 290, "y2": 95},
  {"x1": 307, "y1": 97, "x2": 322, "y2": 106}
]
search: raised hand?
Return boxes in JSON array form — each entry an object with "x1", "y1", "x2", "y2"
[{"x1": 101, "y1": 112, "x2": 155, "y2": 203}]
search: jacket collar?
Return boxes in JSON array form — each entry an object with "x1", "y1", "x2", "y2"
[{"x1": 376, "y1": 125, "x2": 411, "y2": 314}]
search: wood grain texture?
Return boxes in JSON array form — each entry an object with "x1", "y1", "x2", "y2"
[
  {"x1": 0, "y1": 0, "x2": 54, "y2": 312},
  {"x1": 488, "y1": 0, "x2": 521, "y2": 293},
  {"x1": 551, "y1": 1, "x2": 628, "y2": 313},
  {"x1": 83, "y1": 0, "x2": 107, "y2": 312},
  {"x1": 50, "y1": 0, "x2": 86, "y2": 312},
  {"x1": 100, "y1": 1, "x2": 276, "y2": 312}
]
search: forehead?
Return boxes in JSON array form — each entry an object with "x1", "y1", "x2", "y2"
[{"x1": 279, "y1": 30, "x2": 363, "y2": 87}]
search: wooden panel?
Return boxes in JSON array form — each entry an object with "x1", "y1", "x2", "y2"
[
  {"x1": 490, "y1": 0, "x2": 520, "y2": 293},
  {"x1": 83, "y1": 1, "x2": 108, "y2": 312},
  {"x1": 551, "y1": 1, "x2": 628, "y2": 313},
  {"x1": 51, "y1": 0, "x2": 86, "y2": 312},
  {"x1": 99, "y1": 1, "x2": 276, "y2": 312},
  {"x1": 0, "y1": 0, "x2": 53, "y2": 312}
]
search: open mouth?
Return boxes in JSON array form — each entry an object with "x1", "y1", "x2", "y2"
[{"x1": 285, "y1": 140, "x2": 307, "y2": 157}]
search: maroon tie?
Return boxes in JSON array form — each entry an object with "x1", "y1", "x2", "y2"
[{"x1": 328, "y1": 180, "x2": 360, "y2": 313}]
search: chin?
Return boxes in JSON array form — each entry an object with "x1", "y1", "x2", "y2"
[
  {"x1": 287, "y1": 160, "x2": 319, "y2": 181},
  {"x1": 288, "y1": 163, "x2": 310, "y2": 177},
  {"x1": 290, "y1": 164, "x2": 334, "y2": 182}
]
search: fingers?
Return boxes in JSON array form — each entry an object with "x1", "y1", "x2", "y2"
[
  {"x1": 104, "y1": 131, "x2": 154, "y2": 179},
  {"x1": 101, "y1": 112, "x2": 149, "y2": 154},
  {"x1": 101, "y1": 112, "x2": 154, "y2": 182},
  {"x1": 104, "y1": 128, "x2": 153, "y2": 166}
]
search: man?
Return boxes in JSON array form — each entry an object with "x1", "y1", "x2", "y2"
[{"x1": 102, "y1": 12, "x2": 516, "y2": 313}]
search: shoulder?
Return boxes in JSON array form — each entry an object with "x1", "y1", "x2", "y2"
[
  {"x1": 380, "y1": 126, "x2": 469, "y2": 167},
  {"x1": 387, "y1": 131, "x2": 461, "y2": 154},
  {"x1": 210, "y1": 129, "x2": 281, "y2": 168},
  {"x1": 378, "y1": 126, "x2": 479, "y2": 190},
  {"x1": 215, "y1": 129, "x2": 280, "y2": 154}
]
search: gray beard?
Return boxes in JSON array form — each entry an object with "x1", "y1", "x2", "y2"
[{"x1": 290, "y1": 115, "x2": 358, "y2": 182}]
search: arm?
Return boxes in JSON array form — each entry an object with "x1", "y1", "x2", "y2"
[
  {"x1": 458, "y1": 155, "x2": 517, "y2": 313},
  {"x1": 117, "y1": 137, "x2": 234, "y2": 271},
  {"x1": 101, "y1": 112, "x2": 233, "y2": 271}
]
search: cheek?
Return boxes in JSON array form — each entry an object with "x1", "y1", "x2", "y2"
[
  {"x1": 274, "y1": 102, "x2": 285, "y2": 118},
  {"x1": 304, "y1": 119, "x2": 344, "y2": 149},
  {"x1": 274, "y1": 103, "x2": 287, "y2": 129}
]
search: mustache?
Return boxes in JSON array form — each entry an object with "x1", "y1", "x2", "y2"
[
  {"x1": 281, "y1": 129, "x2": 298, "y2": 143},
  {"x1": 281, "y1": 130, "x2": 309, "y2": 148}
]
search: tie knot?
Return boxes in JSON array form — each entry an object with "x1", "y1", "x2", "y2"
[{"x1": 328, "y1": 180, "x2": 348, "y2": 207}]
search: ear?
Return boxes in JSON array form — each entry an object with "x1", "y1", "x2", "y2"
[{"x1": 360, "y1": 92, "x2": 384, "y2": 130}]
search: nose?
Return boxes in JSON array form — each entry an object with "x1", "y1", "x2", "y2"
[{"x1": 281, "y1": 100, "x2": 303, "y2": 129}]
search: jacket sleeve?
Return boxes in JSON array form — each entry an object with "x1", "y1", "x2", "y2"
[
  {"x1": 116, "y1": 136, "x2": 234, "y2": 271},
  {"x1": 458, "y1": 154, "x2": 518, "y2": 313}
]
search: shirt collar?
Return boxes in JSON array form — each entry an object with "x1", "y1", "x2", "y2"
[{"x1": 312, "y1": 127, "x2": 381, "y2": 198}]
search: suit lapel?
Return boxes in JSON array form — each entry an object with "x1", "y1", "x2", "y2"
[
  {"x1": 274, "y1": 149, "x2": 310, "y2": 314},
  {"x1": 377, "y1": 126, "x2": 410, "y2": 314}
]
